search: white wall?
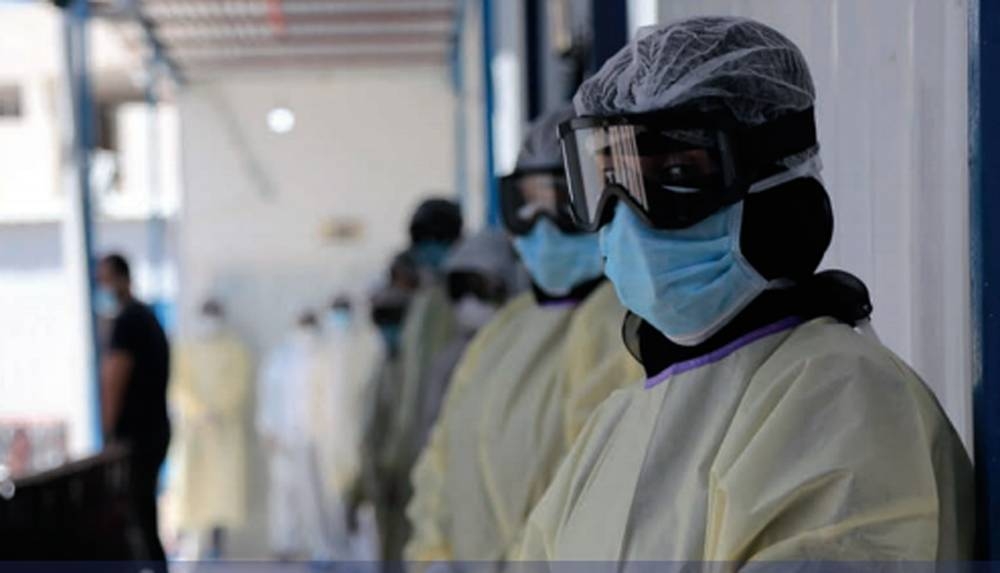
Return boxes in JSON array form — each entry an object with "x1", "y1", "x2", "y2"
[
  {"x1": 627, "y1": 0, "x2": 659, "y2": 35},
  {"x1": 492, "y1": 0, "x2": 528, "y2": 176},
  {"x1": 655, "y1": 0, "x2": 972, "y2": 442},
  {"x1": 102, "y1": 103, "x2": 182, "y2": 219},
  {"x1": 459, "y1": 0, "x2": 487, "y2": 230},
  {"x1": 0, "y1": 3, "x2": 143, "y2": 221},
  {"x1": 177, "y1": 68, "x2": 457, "y2": 356}
]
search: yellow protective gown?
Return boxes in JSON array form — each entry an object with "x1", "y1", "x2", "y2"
[
  {"x1": 375, "y1": 283, "x2": 456, "y2": 562},
  {"x1": 170, "y1": 331, "x2": 251, "y2": 531},
  {"x1": 515, "y1": 317, "x2": 973, "y2": 564},
  {"x1": 389, "y1": 284, "x2": 457, "y2": 473},
  {"x1": 357, "y1": 352, "x2": 408, "y2": 562},
  {"x1": 406, "y1": 283, "x2": 642, "y2": 563}
]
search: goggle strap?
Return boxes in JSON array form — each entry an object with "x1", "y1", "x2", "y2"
[{"x1": 742, "y1": 107, "x2": 818, "y2": 166}]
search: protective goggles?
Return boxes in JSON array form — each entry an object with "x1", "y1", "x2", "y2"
[
  {"x1": 447, "y1": 271, "x2": 507, "y2": 305},
  {"x1": 371, "y1": 304, "x2": 406, "y2": 327},
  {"x1": 499, "y1": 169, "x2": 579, "y2": 236},
  {"x1": 558, "y1": 107, "x2": 818, "y2": 231},
  {"x1": 370, "y1": 287, "x2": 410, "y2": 326}
]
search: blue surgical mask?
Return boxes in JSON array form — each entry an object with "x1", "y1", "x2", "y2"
[
  {"x1": 412, "y1": 241, "x2": 451, "y2": 271},
  {"x1": 378, "y1": 324, "x2": 402, "y2": 353},
  {"x1": 600, "y1": 203, "x2": 768, "y2": 346},
  {"x1": 325, "y1": 309, "x2": 352, "y2": 332},
  {"x1": 94, "y1": 286, "x2": 120, "y2": 318},
  {"x1": 513, "y1": 219, "x2": 604, "y2": 297}
]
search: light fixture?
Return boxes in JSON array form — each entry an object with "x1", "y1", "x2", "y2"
[{"x1": 267, "y1": 107, "x2": 295, "y2": 134}]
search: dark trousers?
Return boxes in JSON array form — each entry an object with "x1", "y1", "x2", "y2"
[{"x1": 131, "y1": 448, "x2": 167, "y2": 563}]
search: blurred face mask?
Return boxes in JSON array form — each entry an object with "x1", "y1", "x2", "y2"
[
  {"x1": 599, "y1": 202, "x2": 768, "y2": 346},
  {"x1": 293, "y1": 327, "x2": 321, "y2": 347},
  {"x1": 412, "y1": 241, "x2": 451, "y2": 271},
  {"x1": 378, "y1": 325, "x2": 402, "y2": 352},
  {"x1": 196, "y1": 315, "x2": 224, "y2": 338},
  {"x1": 513, "y1": 219, "x2": 604, "y2": 297},
  {"x1": 325, "y1": 309, "x2": 352, "y2": 332},
  {"x1": 453, "y1": 295, "x2": 497, "y2": 333},
  {"x1": 94, "y1": 286, "x2": 120, "y2": 318}
]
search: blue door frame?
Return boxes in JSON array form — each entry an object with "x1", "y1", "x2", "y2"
[
  {"x1": 64, "y1": 0, "x2": 102, "y2": 449},
  {"x1": 590, "y1": 0, "x2": 628, "y2": 75},
  {"x1": 972, "y1": 0, "x2": 1000, "y2": 559}
]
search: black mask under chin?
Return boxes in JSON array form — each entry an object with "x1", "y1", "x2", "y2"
[{"x1": 740, "y1": 177, "x2": 834, "y2": 282}]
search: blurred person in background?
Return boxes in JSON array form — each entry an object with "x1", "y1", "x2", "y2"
[
  {"x1": 405, "y1": 105, "x2": 642, "y2": 566},
  {"x1": 257, "y1": 311, "x2": 341, "y2": 560},
  {"x1": 414, "y1": 229, "x2": 520, "y2": 455},
  {"x1": 310, "y1": 294, "x2": 380, "y2": 559},
  {"x1": 350, "y1": 252, "x2": 420, "y2": 570},
  {"x1": 380, "y1": 199, "x2": 463, "y2": 563},
  {"x1": 96, "y1": 252, "x2": 171, "y2": 562},
  {"x1": 169, "y1": 299, "x2": 250, "y2": 559}
]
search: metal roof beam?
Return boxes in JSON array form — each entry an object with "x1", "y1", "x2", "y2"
[
  {"x1": 155, "y1": 19, "x2": 454, "y2": 41},
  {"x1": 95, "y1": 0, "x2": 185, "y2": 83},
  {"x1": 143, "y1": 0, "x2": 455, "y2": 20},
  {"x1": 182, "y1": 52, "x2": 446, "y2": 75},
  {"x1": 163, "y1": 31, "x2": 449, "y2": 48},
  {"x1": 172, "y1": 40, "x2": 448, "y2": 60}
]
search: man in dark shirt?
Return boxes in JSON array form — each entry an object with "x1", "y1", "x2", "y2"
[{"x1": 96, "y1": 253, "x2": 170, "y2": 562}]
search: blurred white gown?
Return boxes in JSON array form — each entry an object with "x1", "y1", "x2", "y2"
[{"x1": 258, "y1": 329, "x2": 345, "y2": 559}]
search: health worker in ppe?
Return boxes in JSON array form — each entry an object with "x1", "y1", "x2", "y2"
[
  {"x1": 405, "y1": 104, "x2": 643, "y2": 567},
  {"x1": 515, "y1": 16, "x2": 973, "y2": 564},
  {"x1": 416, "y1": 229, "x2": 521, "y2": 454},
  {"x1": 389, "y1": 199, "x2": 464, "y2": 467},
  {"x1": 257, "y1": 312, "x2": 344, "y2": 560},
  {"x1": 311, "y1": 295, "x2": 381, "y2": 559},
  {"x1": 382, "y1": 199, "x2": 464, "y2": 561},
  {"x1": 169, "y1": 300, "x2": 250, "y2": 559},
  {"x1": 352, "y1": 252, "x2": 421, "y2": 569}
]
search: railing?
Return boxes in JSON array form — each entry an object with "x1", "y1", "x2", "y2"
[{"x1": 0, "y1": 445, "x2": 151, "y2": 560}]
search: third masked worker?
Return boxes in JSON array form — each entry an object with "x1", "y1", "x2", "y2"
[
  {"x1": 515, "y1": 17, "x2": 972, "y2": 563},
  {"x1": 405, "y1": 105, "x2": 643, "y2": 566},
  {"x1": 414, "y1": 229, "x2": 521, "y2": 455}
]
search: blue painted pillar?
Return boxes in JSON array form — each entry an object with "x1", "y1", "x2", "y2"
[
  {"x1": 63, "y1": 0, "x2": 102, "y2": 448},
  {"x1": 972, "y1": 0, "x2": 1000, "y2": 559},
  {"x1": 590, "y1": 0, "x2": 628, "y2": 74},
  {"x1": 524, "y1": 0, "x2": 543, "y2": 121}
]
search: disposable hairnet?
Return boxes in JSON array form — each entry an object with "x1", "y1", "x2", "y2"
[
  {"x1": 443, "y1": 229, "x2": 519, "y2": 292},
  {"x1": 574, "y1": 17, "x2": 815, "y2": 126},
  {"x1": 515, "y1": 103, "x2": 575, "y2": 172}
]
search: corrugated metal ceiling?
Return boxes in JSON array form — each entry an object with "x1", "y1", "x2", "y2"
[{"x1": 105, "y1": 0, "x2": 457, "y2": 80}]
